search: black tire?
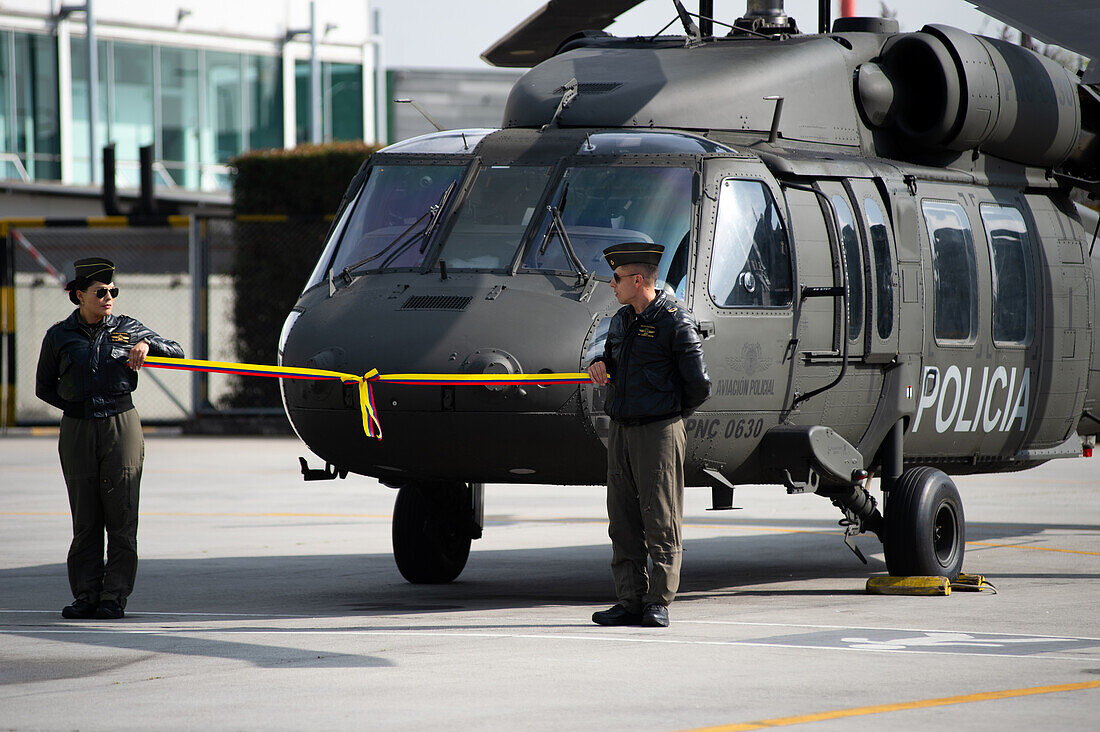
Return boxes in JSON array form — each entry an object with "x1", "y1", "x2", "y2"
[
  {"x1": 883, "y1": 466, "x2": 965, "y2": 580},
  {"x1": 392, "y1": 482, "x2": 472, "y2": 584}
]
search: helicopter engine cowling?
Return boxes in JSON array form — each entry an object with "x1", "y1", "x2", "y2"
[{"x1": 857, "y1": 24, "x2": 1081, "y2": 167}]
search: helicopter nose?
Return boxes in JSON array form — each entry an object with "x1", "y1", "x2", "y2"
[
  {"x1": 280, "y1": 276, "x2": 611, "y2": 483},
  {"x1": 460, "y1": 348, "x2": 525, "y2": 394}
]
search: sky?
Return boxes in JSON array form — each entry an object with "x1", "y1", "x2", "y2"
[{"x1": 369, "y1": 0, "x2": 1007, "y2": 70}]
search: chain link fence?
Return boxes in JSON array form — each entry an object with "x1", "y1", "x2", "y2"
[
  {"x1": 192, "y1": 216, "x2": 332, "y2": 416},
  {"x1": 1, "y1": 214, "x2": 331, "y2": 427}
]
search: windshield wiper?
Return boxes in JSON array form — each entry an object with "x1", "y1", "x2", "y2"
[
  {"x1": 538, "y1": 182, "x2": 588, "y2": 282},
  {"x1": 339, "y1": 180, "x2": 458, "y2": 281},
  {"x1": 378, "y1": 180, "x2": 458, "y2": 269}
]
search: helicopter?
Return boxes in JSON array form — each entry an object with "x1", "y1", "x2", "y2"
[{"x1": 277, "y1": 0, "x2": 1100, "y2": 585}]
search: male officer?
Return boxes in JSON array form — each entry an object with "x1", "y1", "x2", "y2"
[{"x1": 587, "y1": 242, "x2": 711, "y2": 628}]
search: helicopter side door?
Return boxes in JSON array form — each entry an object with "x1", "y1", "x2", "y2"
[
  {"x1": 690, "y1": 159, "x2": 836, "y2": 477},
  {"x1": 688, "y1": 159, "x2": 799, "y2": 479}
]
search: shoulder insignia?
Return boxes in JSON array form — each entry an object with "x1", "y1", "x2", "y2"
[
  {"x1": 109, "y1": 332, "x2": 131, "y2": 344},
  {"x1": 667, "y1": 306, "x2": 678, "y2": 313}
]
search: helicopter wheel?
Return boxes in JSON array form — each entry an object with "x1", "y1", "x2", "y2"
[
  {"x1": 883, "y1": 467, "x2": 965, "y2": 580},
  {"x1": 392, "y1": 481, "x2": 473, "y2": 584}
]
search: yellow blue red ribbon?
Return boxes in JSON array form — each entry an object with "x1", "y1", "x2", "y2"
[{"x1": 143, "y1": 355, "x2": 590, "y2": 440}]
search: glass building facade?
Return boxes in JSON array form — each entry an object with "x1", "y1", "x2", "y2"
[
  {"x1": 0, "y1": 27, "x2": 364, "y2": 191},
  {"x1": 0, "y1": 30, "x2": 61, "y2": 182}
]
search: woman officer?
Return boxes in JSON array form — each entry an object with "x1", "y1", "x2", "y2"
[{"x1": 35, "y1": 258, "x2": 184, "y2": 620}]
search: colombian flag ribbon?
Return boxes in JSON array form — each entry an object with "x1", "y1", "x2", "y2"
[{"x1": 143, "y1": 355, "x2": 591, "y2": 440}]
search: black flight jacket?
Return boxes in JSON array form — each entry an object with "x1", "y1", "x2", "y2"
[
  {"x1": 593, "y1": 292, "x2": 711, "y2": 424},
  {"x1": 36, "y1": 310, "x2": 185, "y2": 419}
]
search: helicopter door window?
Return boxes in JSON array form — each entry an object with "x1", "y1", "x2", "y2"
[
  {"x1": 831, "y1": 194, "x2": 864, "y2": 342},
  {"x1": 521, "y1": 166, "x2": 693, "y2": 297},
  {"x1": 979, "y1": 204, "x2": 1035, "y2": 347},
  {"x1": 864, "y1": 198, "x2": 894, "y2": 340},
  {"x1": 329, "y1": 164, "x2": 467, "y2": 275},
  {"x1": 438, "y1": 165, "x2": 552, "y2": 270},
  {"x1": 708, "y1": 179, "x2": 793, "y2": 308},
  {"x1": 923, "y1": 200, "x2": 979, "y2": 345}
]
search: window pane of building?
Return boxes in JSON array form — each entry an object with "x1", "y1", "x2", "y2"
[
  {"x1": 980, "y1": 204, "x2": 1034, "y2": 346},
  {"x1": 70, "y1": 36, "x2": 109, "y2": 185},
  {"x1": 295, "y1": 59, "x2": 310, "y2": 144},
  {"x1": 297, "y1": 60, "x2": 364, "y2": 143},
  {"x1": 111, "y1": 41, "x2": 154, "y2": 185},
  {"x1": 160, "y1": 46, "x2": 200, "y2": 189},
  {"x1": 0, "y1": 31, "x2": 12, "y2": 174},
  {"x1": 247, "y1": 54, "x2": 283, "y2": 151},
  {"x1": 205, "y1": 51, "x2": 243, "y2": 170},
  {"x1": 4, "y1": 32, "x2": 60, "y2": 181},
  {"x1": 923, "y1": 200, "x2": 979, "y2": 344},
  {"x1": 328, "y1": 63, "x2": 362, "y2": 141}
]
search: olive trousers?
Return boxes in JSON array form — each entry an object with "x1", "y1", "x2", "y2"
[
  {"x1": 59, "y1": 409, "x2": 144, "y2": 607},
  {"x1": 606, "y1": 416, "x2": 686, "y2": 612}
]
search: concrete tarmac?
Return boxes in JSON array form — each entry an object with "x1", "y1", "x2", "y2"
[{"x1": 2, "y1": 434, "x2": 1099, "y2": 731}]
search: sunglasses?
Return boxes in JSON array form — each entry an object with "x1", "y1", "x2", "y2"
[
  {"x1": 612, "y1": 272, "x2": 641, "y2": 283},
  {"x1": 93, "y1": 287, "x2": 119, "y2": 299}
]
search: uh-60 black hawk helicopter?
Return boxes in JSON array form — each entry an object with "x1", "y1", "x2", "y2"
[{"x1": 279, "y1": 0, "x2": 1100, "y2": 586}]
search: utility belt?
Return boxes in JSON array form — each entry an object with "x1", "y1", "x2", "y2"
[
  {"x1": 612, "y1": 412, "x2": 681, "y2": 427},
  {"x1": 63, "y1": 392, "x2": 134, "y2": 420}
]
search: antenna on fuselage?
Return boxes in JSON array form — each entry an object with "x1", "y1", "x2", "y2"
[{"x1": 394, "y1": 98, "x2": 445, "y2": 132}]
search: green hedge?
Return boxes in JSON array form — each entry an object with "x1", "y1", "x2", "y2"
[
  {"x1": 232, "y1": 142, "x2": 377, "y2": 215},
  {"x1": 226, "y1": 142, "x2": 378, "y2": 408}
]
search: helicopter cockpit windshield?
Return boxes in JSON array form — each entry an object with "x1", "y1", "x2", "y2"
[
  {"x1": 521, "y1": 166, "x2": 694, "y2": 297},
  {"x1": 435, "y1": 165, "x2": 553, "y2": 269},
  {"x1": 328, "y1": 164, "x2": 467, "y2": 275}
]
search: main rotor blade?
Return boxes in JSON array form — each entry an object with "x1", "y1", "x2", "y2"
[
  {"x1": 967, "y1": 1, "x2": 1100, "y2": 81},
  {"x1": 481, "y1": 0, "x2": 645, "y2": 68}
]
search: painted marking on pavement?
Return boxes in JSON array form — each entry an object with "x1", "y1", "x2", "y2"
[
  {"x1": 737, "y1": 629, "x2": 1097, "y2": 656},
  {"x1": 968, "y1": 540, "x2": 1100, "y2": 557},
  {"x1": 3, "y1": 625, "x2": 1099, "y2": 662},
  {"x1": 680, "y1": 680, "x2": 1100, "y2": 731}
]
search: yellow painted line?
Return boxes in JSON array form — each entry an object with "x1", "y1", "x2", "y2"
[
  {"x1": 86, "y1": 216, "x2": 130, "y2": 228},
  {"x1": 968, "y1": 540, "x2": 1100, "y2": 557},
  {"x1": 683, "y1": 680, "x2": 1100, "y2": 732},
  {"x1": 237, "y1": 214, "x2": 289, "y2": 222},
  {"x1": 0, "y1": 217, "x2": 46, "y2": 236}
]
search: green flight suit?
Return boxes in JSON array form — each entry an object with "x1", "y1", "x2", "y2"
[{"x1": 606, "y1": 415, "x2": 687, "y2": 612}]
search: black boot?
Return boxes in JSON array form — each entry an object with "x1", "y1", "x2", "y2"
[
  {"x1": 95, "y1": 600, "x2": 125, "y2": 619},
  {"x1": 641, "y1": 603, "x2": 669, "y2": 627},
  {"x1": 592, "y1": 604, "x2": 642, "y2": 626},
  {"x1": 61, "y1": 598, "x2": 98, "y2": 619}
]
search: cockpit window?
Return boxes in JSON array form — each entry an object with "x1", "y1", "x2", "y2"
[
  {"x1": 436, "y1": 166, "x2": 552, "y2": 270},
  {"x1": 521, "y1": 166, "x2": 694, "y2": 297},
  {"x1": 329, "y1": 164, "x2": 467, "y2": 274},
  {"x1": 380, "y1": 129, "x2": 495, "y2": 154},
  {"x1": 577, "y1": 131, "x2": 734, "y2": 155}
]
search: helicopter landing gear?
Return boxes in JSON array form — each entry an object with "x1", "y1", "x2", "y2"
[
  {"x1": 392, "y1": 481, "x2": 483, "y2": 583},
  {"x1": 883, "y1": 467, "x2": 965, "y2": 580}
]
